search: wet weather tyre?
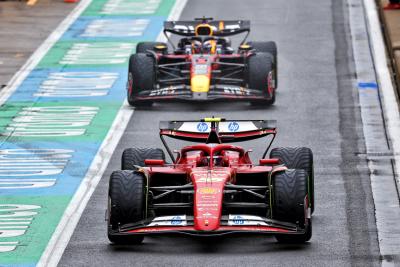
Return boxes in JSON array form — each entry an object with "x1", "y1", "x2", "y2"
[
  {"x1": 270, "y1": 147, "x2": 314, "y2": 213},
  {"x1": 108, "y1": 170, "x2": 146, "y2": 244},
  {"x1": 136, "y1": 42, "x2": 167, "y2": 53},
  {"x1": 127, "y1": 53, "x2": 155, "y2": 107},
  {"x1": 248, "y1": 41, "x2": 278, "y2": 88},
  {"x1": 122, "y1": 147, "x2": 165, "y2": 170},
  {"x1": 272, "y1": 169, "x2": 312, "y2": 243},
  {"x1": 247, "y1": 52, "x2": 275, "y2": 105}
]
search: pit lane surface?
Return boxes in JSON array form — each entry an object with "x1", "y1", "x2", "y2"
[
  {"x1": 0, "y1": 0, "x2": 74, "y2": 89},
  {"x1": 59, "y1": 0, "x2": 382, "y2": 265}
]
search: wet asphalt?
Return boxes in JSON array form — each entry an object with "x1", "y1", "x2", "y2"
[{"x1": 58, "y1": 0, "x2": 381, "y2": 266}]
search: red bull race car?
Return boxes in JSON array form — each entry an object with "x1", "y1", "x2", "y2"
[
  {"x1": 127, "y1": 17, "x2": 277, "y2": 106},
  {"x1": 107, "y1": 118, "x2": 314, "y2": 244}
]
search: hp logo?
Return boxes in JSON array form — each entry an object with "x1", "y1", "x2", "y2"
[
  {"x1": 228, "y1": 122, "x2": 240, "y2": 132},
  {"x1": 171, "y1": 216, "x2": 183, "y2": 225},
  {"x1": 197, "y1": 122, "x2": 208, "y2": 132},
  {"x1": 232, "y1": 215, "x2": 244, "y2": 225}
]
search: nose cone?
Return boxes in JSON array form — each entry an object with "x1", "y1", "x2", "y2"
[
  {"x1": 194, "y1": 185, "x2": 223, "y2": 231},
  {"x1": 191, "y1": 169, "x2": 231, "y2": 231},
  {"x1": 195, "y1": 215, "x2": 220, "y2": 231},
  {"x1": 191, "y1": 75, "x2": 210, "y2": 92}
]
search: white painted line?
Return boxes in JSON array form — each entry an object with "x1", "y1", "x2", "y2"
[
  {"x1": 0, "y1": 0, "x2": 92, "y2": 106},
  {"x1": 37, "y1": 0, "x2": 188, "y2": 266},
  {"x1": 363, "y1": 0, "x2": 400, "y2": 184},
  {"x1": 37, "y1": 100, "x2": 133, "y2": 267},
  {"x1": 358, "y1": 0, "x2": 400, "y2": 266}
]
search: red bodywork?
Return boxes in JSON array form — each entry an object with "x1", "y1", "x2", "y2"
[
  {"x1": 110, "y1": 120, "x2": 307, "y2": 237},
  {"x1": 148, "y1": 144, "x2": 272, "y2": 232}
]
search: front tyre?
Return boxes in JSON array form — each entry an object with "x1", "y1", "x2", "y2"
[
  {"x1": 108, "y1": 170, "x2": 146, "y2": 244},
  {"x1": 127, "y1": 54, "x2": 156, "y2": 107},
  {"x1": 270, "y1": 147, "x2": 315, "y2": 213},
  {"x1": 272, "y1": 169, "x2": 312, "y2": 243},
  {"x1": 248, "y1": 41, "x2": 278, "y2": 89},
  {"x1": 247, "y1": 52, "x2": 275, "y2": 106}
]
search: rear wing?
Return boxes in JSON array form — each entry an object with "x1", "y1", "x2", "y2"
[
  {"x1": 159, "y1": 118, "x2": 276, "y2": 162},
  {"x1": 159, "y1": 119, "x2": 276, "y2": 143},
  {"x1": 163, "y1": 20, "x2": 250, "y2": 37}
]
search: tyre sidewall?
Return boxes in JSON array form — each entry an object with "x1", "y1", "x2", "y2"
[
  {"x1": 272, "y1": 169, "x2": 312, "y2": 243},
  {"x1": 127, "y1": 54, "x2": 156, "y2": 106},
  {"x1": 108, "y1": 170, "x2": 146, "y2": 229},
  {"x1": 272, "y1": 169, "x2": 308, "y2": 225},
  {"x1": 247, "y1": 52, "x2": 275, "y2": 103},
  {"x1": 270, "y1": 147, "x2": 314, "y2": 213},
  {"x1": 248, "y1": 41, "x2": 278, "y2": 89}
]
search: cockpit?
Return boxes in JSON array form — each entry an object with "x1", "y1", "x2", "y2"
[
  {"x1": 178, "y1": 144, "x2": 246, "y2": 168},
  {"x1": 177, "y1": 37, "x2": 233, "y2": 55}
]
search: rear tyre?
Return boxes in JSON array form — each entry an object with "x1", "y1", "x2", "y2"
[
  {"x1": 270, "y1": 147, "x2": 314, "y2": 213},
  {"x1": 247, "y1": 52, "x2": 275, "y2": 106},
  {"x1": 272, "y1": 169, "x2": 311, "y2": 243},
  {"x1": 122, "y1": 147, "x2": 165, "y2": 170},
  {"x1": 248, "y1": 41, "x2": 278, "y2": 89},
  {"x1": 136, "y1": 42, "x2": 167, "y2": 53},
  {"x1": 127, "y1": 54, "x2": 156, "y2": 107},
  {"x1": 108, "y1": 170, "x2": 146, "y2": 244}
]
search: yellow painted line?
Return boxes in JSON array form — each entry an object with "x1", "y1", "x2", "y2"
[{"x1": 27, "y1": 0, "x2": 38, "y2": 6}]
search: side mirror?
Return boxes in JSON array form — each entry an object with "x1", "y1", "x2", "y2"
[
  {"x1": 144, "y1": 159, "x2": 165, "y2": 166},
  {"x1": 259, "y1": 158, "x2": 280, "y2": 165},
  {"x1": 239, "y1": 44, "x2": 252, "y2": 52},
  {"x1": 244, "y1": 149, "x2": 253, "y2": 158}
]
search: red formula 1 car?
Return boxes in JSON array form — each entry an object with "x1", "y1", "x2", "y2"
[
  {"x1": 127, "y1": 18, "x2": 277, "y2": 106},
  {"x1": 107, "y1": 118, "x2": 314, "y2": 244}
]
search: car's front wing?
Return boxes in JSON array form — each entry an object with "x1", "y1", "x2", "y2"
[
  {"x1": 133, "y1": 85, "x2": 271, "y2": 102},
  {"x1": 108, "y1": 215, "x2": 306, "y2": 237}
]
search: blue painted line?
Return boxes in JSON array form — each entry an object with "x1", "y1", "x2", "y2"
[
  {"x1": 0, "y1": 13, "x2": 164, "y2": 199},
  {"x1": 61, "y1": 16, "x2": 165, "y2": 42},
  {"x1": 0, "y1": 0, "x2": 177, "y2": 264},
  {"x1": 8, "y1": 67, "x2": 127, "y2": 103},
  {"x1": 358, "y1": 82, "x2": 378, "y2": 89},
  {"x1": 0, "y1": 141, "x2": 98, "y2": 196}
]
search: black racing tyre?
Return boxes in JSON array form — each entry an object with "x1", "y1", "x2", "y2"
[
  {"x1": 248, "y1": 41, "x2": 278, "y2": 89},
  {"x1": 108, "y1": 170, "x2": 146, "y2": 244},
  {"x1": 136, "y1": 42, "x2": 167, "y2": 53},
  {"x1": 270, "y1": 147, "x2": 314, "y2": 213},
  {"x1": 247, "y1": 52, "x2": 275, "y2": 105},
  {"x1": 248, "y1": 41, "x2": 277, "y2": 59},
  {"x1": 122, "y1": 147, "x2": 165, "y2": 170},
  {"x1": 127, "y1": 53, "x2": 156, "y2": 107},
  {"x1": 272, "y1": 169, "x2": 312, "y2": 243}
]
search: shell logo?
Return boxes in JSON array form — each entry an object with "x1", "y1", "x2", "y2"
[{"x1": 198, "y1": 187, "x2": 218, "y2": 194}]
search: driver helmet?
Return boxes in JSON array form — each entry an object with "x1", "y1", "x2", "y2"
[
  {"x1": 203, "y1": 39, "x2": 217, "y2": 54},
  {"x1": 191, "y1": 40, "x2": 203, "y2": 54}
]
